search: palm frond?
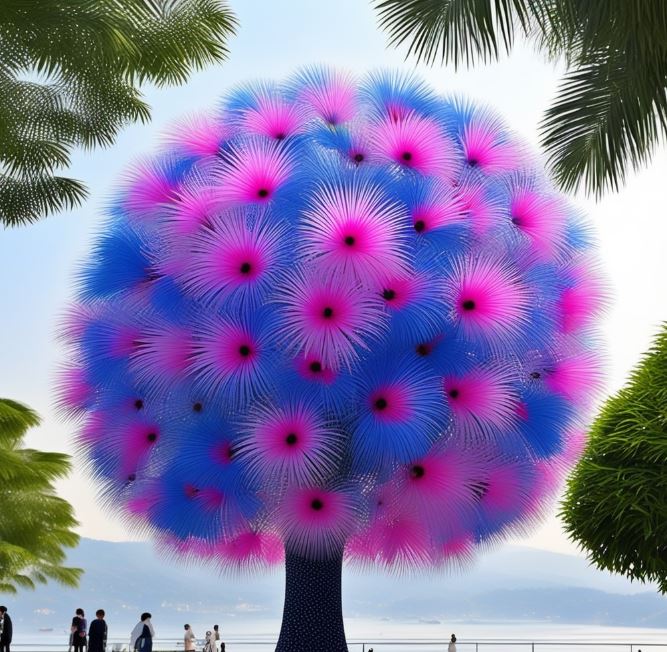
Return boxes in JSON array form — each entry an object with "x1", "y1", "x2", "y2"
[
  {"x1": 540, "y1": 54, "x2": 667, "y2": 196},
  {"x1": 0, "y1": 398, "x2": 81, "y2": 592},
  {"x1": 0, "y1": 0, "x2": 238, "y2": 226},
  {"x1": 0, "y1": 174, "x2": 88, "y2": 226},
  {"x1": 373, "y1": 0, "x2": 538, "y2": 68}
]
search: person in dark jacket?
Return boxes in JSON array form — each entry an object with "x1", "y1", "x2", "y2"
[
  {"x1": 70, "y1": 608, "x2": 87, "y2": 651},
  {"x1": 88, "y1": 610, "x2": 107, "y2": 652},
  {"x1": 0, "y1": 606, "x2": 12, "y2": 652}
]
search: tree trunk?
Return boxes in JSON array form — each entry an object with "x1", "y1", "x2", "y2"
[{"x1": 275, "y1": 549, "x2": 348, "y2": 652}]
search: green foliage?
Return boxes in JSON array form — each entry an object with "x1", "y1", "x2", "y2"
[
  {"x1": 0, "y1": 399, "x2": 82, "y2": 593},
  {"x1": 561, "y1": 324, "x2": 667, "y2": 593},
  {"x1": 0, "y1": 0, "x2": 237, "y2": 227},
  {"x1": 373, "y1": 0, "x2": 667, "y2": 196}
]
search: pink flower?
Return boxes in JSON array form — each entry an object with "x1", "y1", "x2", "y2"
[
  {"x1": 240, "y1": 401, "x2": 342, "y2": 485},
  {"x1": 302, "y1": 180, "x2": 408, "y2": 284},
  {"x1": 217, "y1": 140, "x2": 293, "y2": 204},
  {"x1": 278, "y1": 272, "x2": 386, "y2": 369},
  {"x1": 371, "y1": 113, "x2": 458, "y2": 178}
]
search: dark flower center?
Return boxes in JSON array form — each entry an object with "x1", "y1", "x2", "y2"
[
  {"x1": 344, "y1": 235, "x2": 355, "y2": 246},
  {"x1": 311, "y1": 498, "x2": 324, "y2": 511},
  {"x1": 530, "y1": 371, "x2": 541, "y2": 379},
  {"x1": 257, "y1": 188, "x2": 269, "y2": 198},
  {"x1": 448, "y1": 388, "x2": 459, "y2": 399},
  {"x1": 285, "y1": 432, "x2": 298, "y2": 445},
  {"x1": 322, "y1": 306, "x2": 334, "y2": 318},
  {"x1": 240, "y1": 262, "x2": 252, "y2": 274},
  {"x1": 127, "y1": 473, "x2": 136, "y2": 482},
  {"x1": 275, "y1": 132, "x2": 286, "y2": 140},
  {"x1": 414, "y1": 219, "x2": 426, "y2": 233},
  {"x1": 134, "y1": 399, "x2": 144, "y2": 410},
  {"x1": 146, "y1": 432, "x2": 157, "y2": 443},
  {"x1": 239, "y1": 344, "x2": 251, "y2": 357},
  {"x1": 462, "y1": 299, "x2": 476, "y2": 311},
  {"x1": 354, "y1": 153, "x2": 364, "y2": 163},
  {"x1": 468, "y1": 157, "x2": 479, "y2": 167},
  {"x1": 410, "y1": 464, "x2": 425, "y2": 479},
  {"x1": 416, "y1": 343, "x2": 430, "y2": 356},
  {"x1": 193, "y1": 402, "x2": 203, "y2": 413},
  {"x1": 402, "y1": 151, "x2": 413, "y2": 162},
  {"x1": 309, "y1": 361, "x2": 323, "y2": 373},
  {"x1": 382, "y1": 288, "x2": 396, "y2": 301},
  {"x1": 374, "y1": 397, "x2": 388, "y2": 411}
]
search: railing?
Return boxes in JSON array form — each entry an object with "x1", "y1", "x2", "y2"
[{"x1": 10, "y1": 640, "x2": 667, "y2": 652}]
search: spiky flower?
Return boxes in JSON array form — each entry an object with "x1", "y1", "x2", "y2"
[{"x1": 60, "y1": 68, "x2": 604, "y2": 652}]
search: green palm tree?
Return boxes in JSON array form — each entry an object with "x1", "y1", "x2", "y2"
[
  {"x1": 374, "y1": 0, "x2": 667, "y2": 196},
  {"x1": 0, "y1": 398, "x2": 82, "y2": 593},
  {"x1": 0, "y1": 0, "x2": 237, "y2": 227},
  {"x1": 561, "y1": 325, "x2": 667, "y2": 593}
]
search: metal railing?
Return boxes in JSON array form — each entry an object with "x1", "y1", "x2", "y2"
[{"x1": 10, "y1": 640, "x2": 667, "y2": 652}]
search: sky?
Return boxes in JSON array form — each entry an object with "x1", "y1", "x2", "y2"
[{"x1": 1, "y1": 0, "x2": 667, "y2": 557}]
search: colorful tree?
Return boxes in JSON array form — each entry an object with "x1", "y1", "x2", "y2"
[
  {"x1": 562, "y1": 324, "x2": 667, "y2": 593},
  {"x1": 59, "y1": 69, "x2": 604, "y2": 651}
]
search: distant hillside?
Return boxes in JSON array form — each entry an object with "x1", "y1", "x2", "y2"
[{"x1": 4, "y1": 538, "x2": 667, "y2": 637}]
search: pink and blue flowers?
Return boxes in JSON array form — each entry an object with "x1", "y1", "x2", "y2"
[{"x1": 61, "y1": 68, "x2": 605, "y2": 571}]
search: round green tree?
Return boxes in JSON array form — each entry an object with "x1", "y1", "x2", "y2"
[
  {"x1": 561, "y1": 324, "x2": 667, "y2": 592},
  {"x1": 0, "y1": 399, "x2": 81, "y2": 593}
]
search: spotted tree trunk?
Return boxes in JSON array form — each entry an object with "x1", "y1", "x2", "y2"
[{"x1": 275, "y1": 550, "x2": 348, "y2": 652}]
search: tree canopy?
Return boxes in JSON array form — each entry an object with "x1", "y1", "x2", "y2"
[
  {"x1": 0, "y1": 0, "x2": 237, "y2": 227},
  {"x1": 374, "y1": 0, "x2": 667, "y2": 196},
  {"x1": 0, "y1": 398, "x2": 82, "y2": 593},
  {"x1": 561, "y1": 324, "x2": 667, "y2": 593}
]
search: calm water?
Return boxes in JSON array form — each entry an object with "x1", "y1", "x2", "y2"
[{"x1": 13, "y1": 620, "x2": 667, "y2": 651}]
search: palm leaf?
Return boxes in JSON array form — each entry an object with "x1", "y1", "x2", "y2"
[
  {"x1": 0, "y1": 0, "x2": 238, "y2": 227},
  {"x1": 541, "y1": 54, "x2": 667, "y2": 196},
  {"x1": 373, "y1": 0, "x2": 539, "y2": 68},
  {"x1": 0, "y1": 398, "x2": 82, "y2": 592}
]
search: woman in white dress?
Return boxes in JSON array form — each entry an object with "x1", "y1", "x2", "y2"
[
  {"x1": 184, "y1": 624, "x2": 196, "y2": 652},
  {"x1": 448, "y1": 633, "x2": 457, "y2": 652}
]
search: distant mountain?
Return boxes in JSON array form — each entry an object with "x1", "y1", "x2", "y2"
[{"x1": 4, "y1": 538, "x2": 667, "y2": 637}]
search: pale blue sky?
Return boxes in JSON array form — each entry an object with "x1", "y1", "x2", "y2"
[{"x1": 2, "y1": 0, "x2": 666, "y2": 554}]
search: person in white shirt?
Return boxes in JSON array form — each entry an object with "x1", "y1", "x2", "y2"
[
  {"x1": 130, "y1": 613, "x2": 154, "y2": 651},
  {"x1": 184, "y1": 624, "x2": 196, "y2": 652}
]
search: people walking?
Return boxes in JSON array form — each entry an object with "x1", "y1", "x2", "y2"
[
  {"x1": 88, "y1": 610, "x2": 107, "y2": 652},
  {"x1": 71, "y1": 609, "x2": 87, "y2": 651},
  {"x1": 0, "y1": 606, "x2": 12, "y2": 652},
  {"x1": 183, "y1": 624, "x2": 196, "y2": 651},
  {"x1": 213, "y1": 625, "x2": 221, "y2": 652},
  {"x1": 130, "y1": 613, "x2": 154, "y2": 652},
  {"x1": 448, "y1": 633, "x2": 457, "y2": 652},
  {"x1": 203, "y1": 630, "x2": 214, "y2": 652}
]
